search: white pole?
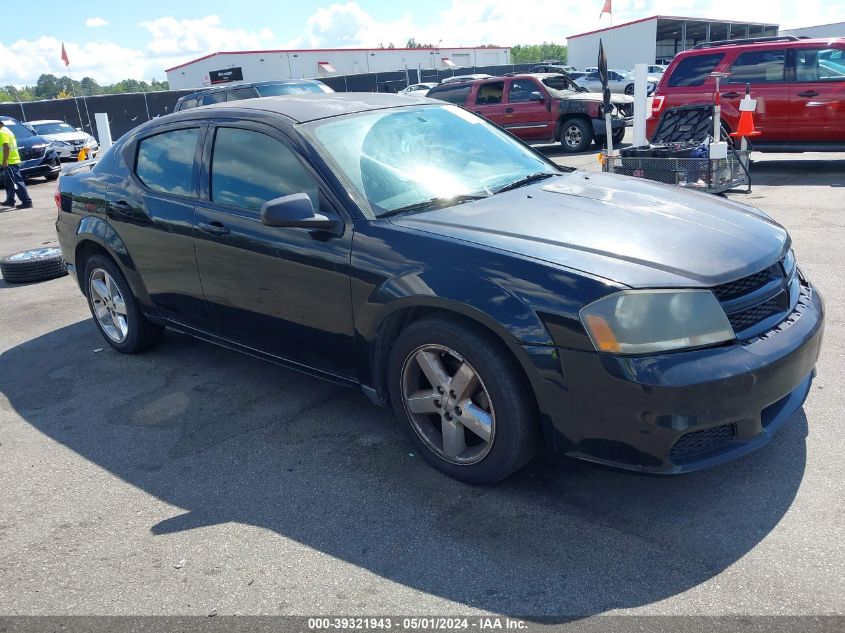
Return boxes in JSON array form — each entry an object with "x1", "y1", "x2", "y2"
[
  {"x1": 633, "y1": 63, "x2": 648, "y2": 147},
  {"x1": 94, "y1": 113, "x2": 113, "y2": 151}
]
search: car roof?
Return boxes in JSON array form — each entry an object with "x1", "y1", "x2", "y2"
[
  {"x1": 27, "y1": 119, "x2": 66, "y2": 125},
  {"x1": 172, "y1": 92, "x2": 434, "y2": 124},
  {"x1": 681, "y1": 36, "x2": 844, "y2": 55}
]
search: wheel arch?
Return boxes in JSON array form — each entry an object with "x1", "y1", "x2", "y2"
[
  {"x1": 363, "y1": 297, "x2": 548, "y2": 422},
  {"x1": 555, "y1": 112, "x2": 592, "y2": 141},
  {"x1": 74, "y1": 217, "x2": 155, "y2": 314}
]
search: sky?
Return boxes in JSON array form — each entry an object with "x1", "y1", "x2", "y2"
[{"x1": 2, "y1": 0, "x2": 845, "y2": 86}]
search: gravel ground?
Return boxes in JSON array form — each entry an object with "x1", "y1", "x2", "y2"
[{"x1": 0, "y1": 139, "x2": 842, "y2": 621}]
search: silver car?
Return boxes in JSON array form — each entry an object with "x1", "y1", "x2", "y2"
[
  {"x1": 28, "y1": 120, "x2": 98, "y2": 161},
  {"x1": 399, "y1": 82, "x2": 439, "y2": 96},
  {"x1": 574, "y1": 69, "x2": 658, "y2": 96}
]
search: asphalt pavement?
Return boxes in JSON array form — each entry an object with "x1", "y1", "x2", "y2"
[{"x1": 0, "y1": 141, "x2": 842, "y2": 621}]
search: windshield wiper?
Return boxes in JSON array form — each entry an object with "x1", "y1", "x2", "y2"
[
  {"x1": 494, "y1": 172, "x2": 556, "y2": 194},
  {"x1": 380, "y1": 194, "x2": 489, "y2": 218}
]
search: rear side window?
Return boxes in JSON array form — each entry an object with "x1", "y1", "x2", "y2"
[
  {"x1": 135, "y1": 128, "x2": 199, "y2": 196},
  {"x1": 176, "y1": 97, "x2": 198, "y2": 111},
  {"x1": 226, "y1": 87, "x2": 257, "y2": 101},
  {"x1": 210, "y1": 127, "x2": 318, "y2": 212},
  {"x1": 476, "y1": 81, "x2": 504, "y2": 105},
  {"x1": 796, "y1": 48, "x2": 845, "y2": 82},
  {"x1": 667, "y1": 53, "x2": 724, "y2": 87},
  {"x1": 201, "y1": 92, "x2": 226, "y2": 106},
  {"x1": 728, "y1": 50, "x2": 785, "y2": 83},
  {"x1": 427, "y1": 85, "x2": 471, "y2": 105}
]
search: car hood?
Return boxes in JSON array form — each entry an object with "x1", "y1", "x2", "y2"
[
  {"x1": 389, "y1": 171, "x2": 788, "y2": 288},
  {"x1": 39, "y1": 131, "x2": 91, "y2": 142},
  {"x1": 550, "y1": 89, "x2": 633, "y2": 105}
]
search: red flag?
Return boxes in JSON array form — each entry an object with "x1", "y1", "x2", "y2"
[
  {"x1": 61, "y1": 43, "x2": 70, "y2": 67},
  {"x1": 600, "y1": 0, "x2": 611, "y2": 17}
]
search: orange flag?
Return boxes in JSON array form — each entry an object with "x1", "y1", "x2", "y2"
[{"x1": 61, "y1": 43, "x2": 70, "y2": 67}]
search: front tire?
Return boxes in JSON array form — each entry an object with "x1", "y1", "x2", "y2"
[
  {"x1": 83, "y1": 254, "x2": 163, "y2": 353},
  {"x1": 624, "y1": 83, "x2": 635, "y2": 96},
  {"x1": 559, "y1": 118, "x2": 593, "y2": 153},
  {"x1": 387, "y1": 317, "x2": 539, "y2": 483}
]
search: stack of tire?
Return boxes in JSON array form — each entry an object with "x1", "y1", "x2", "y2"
[{"x1": 1, "y1": 247, "x2": 68, "y2": 284}]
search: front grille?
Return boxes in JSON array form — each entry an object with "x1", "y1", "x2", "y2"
[
  {"x1": 712, "y1": 264, "x2": 782, "y2": 301},
  {"x1": 727, "y1": 296, "x2": 783, "y2": 332},
  {"x1": 712, "y1": 259, "x2": 793, "y2": 335},
  {"x1": 617, "y1": 103, "x2": 634, "y2": 117},
  {"x1": 669, "y1": 423, "x2": 736, "y2": 461},
  {"x1": 19, "y1": 146, "x2": 47, "y2": 161}
]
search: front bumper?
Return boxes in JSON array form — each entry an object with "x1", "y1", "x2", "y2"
[
  {"x1": 592, "y1": 116, "x2": 632, "y2": 135},
  {"x1": 532, "y1": 281, "x2": 824, "y2": 473}
]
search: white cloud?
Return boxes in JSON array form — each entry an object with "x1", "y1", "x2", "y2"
[
  {"x1": 2, "y1": 2, "x2": 845, "y2": 87},
  {"x1": 85, "y1": 17, "x2": 109, "y2": 28},
  {"x1": 299, "y1": 2, "x2": 415, "y2": 48},
  {"x1": 140, "y1": 15, "x2": 274, "y2": 55}
]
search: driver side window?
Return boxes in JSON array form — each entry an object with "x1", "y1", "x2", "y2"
[
  {"x1": 210, "y1": 127, "x2": 319, "y2": 213},
  {"x1": 507, "y1": 80, "x2": 540, "y2": 103}
]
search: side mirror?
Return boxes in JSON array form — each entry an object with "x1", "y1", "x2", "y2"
[
  {"x1": 260, "y1": 193, "x2": 339, "y2": 231},
  {"x1": 76, "y1": 127, "x2": 83, "y2": 132},
  {"x1": 529, "y1": 91, "x2": 544, "y2": 102}
]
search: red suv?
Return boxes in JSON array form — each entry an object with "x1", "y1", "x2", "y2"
[
  {"x1": 648, "y1": 36, "x2": 845, "y2": 151},
  {"x1": 427, "y1": 73, "x2": 633, "y2": 153}
]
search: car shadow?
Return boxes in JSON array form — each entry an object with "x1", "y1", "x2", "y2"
[
  {"x1": 748, "y1": 158, "x2": 845, "y2": 187},
  {"x1": 0, "y1": 320, "x2": 808, "y2": 620}
]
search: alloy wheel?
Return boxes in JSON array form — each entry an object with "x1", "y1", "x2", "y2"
[
  {"x1": 564, "y1": 125, "x2": 583, "y2": 149},
  {"x1": 89, "y1": 268, "x2": 129, "y2": 343},
  {"x1": 400, "y1": 344, "x2": 495, "y2": 464}
]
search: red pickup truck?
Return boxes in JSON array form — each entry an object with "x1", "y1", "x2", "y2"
[{"x1": 427, "y1": 73, "x2": 633, "y2": 153}]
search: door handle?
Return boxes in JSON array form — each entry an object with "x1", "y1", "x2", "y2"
[
  {"x1": 198, "y1": 221, "x2": 230, "y2": 236},
  {"x1": 721, "y1": 92, "x2": 741, "y2": 99},
  {"x1": 504, "y1": 107, "x2": 514, "y2": 113},
  {"x1": 798, "y1": 90, "x2": 819, "y2": 97},
  {"x1": 107, "y1": 200, "x2": 132, "y2": 214}
]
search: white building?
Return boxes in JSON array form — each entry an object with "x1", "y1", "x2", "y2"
[
  {"x1": 165, "y1": 46, "x2": 511, "y2": 90},
  {"x1": 567, "y1": 15, "x2": 779, "y2": 71},
  {"x1": 781, "y1": 22, "x2": 845, "y2": 39}
]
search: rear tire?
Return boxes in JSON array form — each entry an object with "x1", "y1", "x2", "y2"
[
  {"x1": 387, "y1": 316, "x2": 539, "y2": 483},
  {"x1": 624, "y1": 83, "x2": 635, "y2": 96},
  {"x1": 83, "y1": 254, "x2": 163, "y2": 353},
  {"x1": 559, "y1": 118, "x2": 593, "y2": 153}
]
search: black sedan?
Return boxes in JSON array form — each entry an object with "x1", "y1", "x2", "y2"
[{"x1": 55, "y1": 93, "x2": 824, "y2": 483}]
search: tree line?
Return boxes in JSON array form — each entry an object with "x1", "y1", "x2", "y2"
[{"x1": 0, "y1": 74, "x2": 170, "y2": 103}]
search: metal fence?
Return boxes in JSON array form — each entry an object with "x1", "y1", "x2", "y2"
[{"x1": 0, "y1": 63, "x2": 534, "y2": 143}]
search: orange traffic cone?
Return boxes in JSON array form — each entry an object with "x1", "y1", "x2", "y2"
[{"x1": 730, "y1": 110, "x2": 761, "y2": 138}]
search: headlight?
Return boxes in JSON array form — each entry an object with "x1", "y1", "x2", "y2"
[{"x1": 580, "y1": 289, "x2": 734, "y2": 354}]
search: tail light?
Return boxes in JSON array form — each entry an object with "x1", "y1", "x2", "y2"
[
  {"x1": 650, "y1": 95, "x2": 666, "y2": 119},
  {"x1": 54, "y1": 183, "x2": 61, "y2": 215}
]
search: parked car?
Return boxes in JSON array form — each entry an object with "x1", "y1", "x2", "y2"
[
  {"x1": 529, "y1": 64, "x2": 578, "y2": 74},
  {"x1": 648, "y1": 36, "x2": 845, "y2": 151},
  {"x1": 575, "y1": 69, "x2": 659, "y2": 95},
  {"x1": 28, "y1": 119, "x2": 99, "y2": 161},
  {"x1": 399, "y1": 82, "x2": 438, "y2": 96},
  {"x1": 0, "y1": 116, "x2": 60, "y2": 184},
  {"x1": 647, "y1": 64, "x2": 668, "y2": 74},
  {"x1": 174, "y1": 79, "x2": 333, "y2": 111},
  {"x1": 426, "y1": 73, "x2": 633, "y2": 152},
  {"x1": 440, "y1": 74, "x2": 494, "y2": 84},
  {"x1": 55, "y1": 93, "x2": 823, "y2": 483}
]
